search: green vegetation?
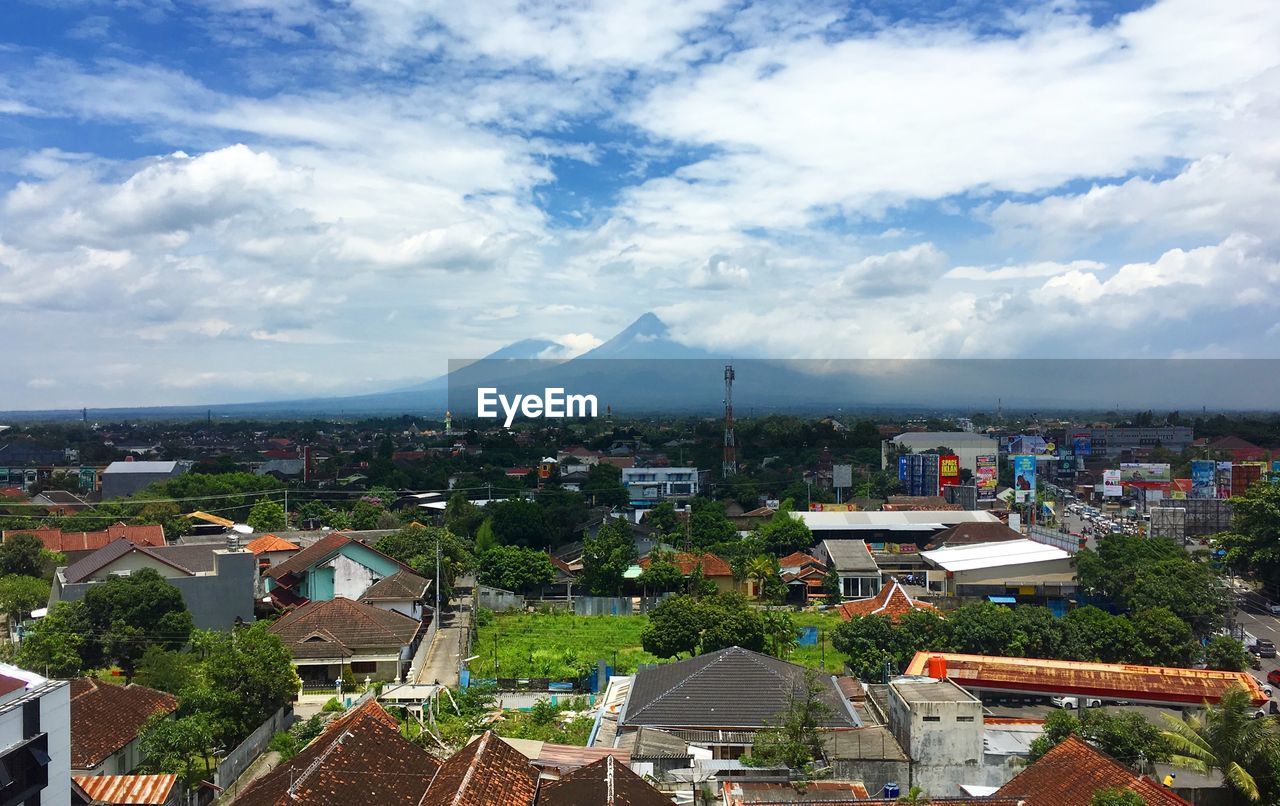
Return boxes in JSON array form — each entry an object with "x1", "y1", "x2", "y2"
[
  {"x1": 1160, "y1": 685, "x2": 1280, "y2": 803},
  {"x1": 475, "y1": 612, "x2": 657, "y2": 679},
  {"x1": 1030, "y1": 707, "x2": 1170, "y2": 769},
  {"x1": 746, "y1": 667, "x2": 832, "y2": 771}
]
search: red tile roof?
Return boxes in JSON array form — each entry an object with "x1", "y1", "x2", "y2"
[
  {"x1": 721, "y1": 781, "x2": 871, "y2": 806},
  {"x1": 903, "y1": 652, "x2": 1269, "y2": 707},
  {"x1": 264, "y1": 531, "x2": 352, "y2": 580},
  {"x1": 836, "y1": 580, "x2": 940, "y2": 622},
  {"x1": 537, "y1": 755, "x2": 668, "y2": 806},
  {"x1": 3, "y1": 523, "x2": 165, "y2": 554},
  {"x1": 637, "y1": 551, "x2": 732, "y2": 578},
  {"x1": 245, "y1": 534, "x2": 300, "y2": 555},
  {"x1": 776, "y1": 551, "x2": 824, "y2": 569},
  {"x1": 997, "y1": 735, "x2": 1190, "y2": 805},
  {"x1": 72, "y1": 774, "x2": 177, "y2": 805},
  {"x1": 70, "y1": 679, "x2": 177, "y2": 769},
  {"x1": 419, "y1": 731, "x2": 538, "y2": 806},
  {"x1": 236, "y1": 699, "x2": 440, "y2": 806},
  {"x1": 268, "y1": 597, "x2": 423, "y2": 659}
]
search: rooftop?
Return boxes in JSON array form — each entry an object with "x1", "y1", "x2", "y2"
[
  {"x1": 997, "y1": 735, "x2": 1190, "y2": 805},
  {"x1": 72, "y1": 774, "x2": 178, "y2": 805},
  {"x1": 102, "y1": 461, "x2": 186, "y2": 474},
  {"x1": 797, "y1": 510, "x2": 999, "y2": 530},
  {"x1": 245, "y1": 533, "x2": 300, "y2": 554},
  {"x1": 919, "y1": 539, "x2": 1071, "y2": 572},
  {"x1": 819, "y1": 540, "x2": 879, "y2": 573},
  {"x1": 836, "y1": 579, "x2": 939, "y2": 622},
  {"x1": 268, "y1": 597, "x2": 423, "y2": 658},
  {"x1": 535, "y1": 755, "x2": 669, "y2": 806},
  {"x1": 70, "y1": 678, "x2": 177, "y2": 769},
  {"x1": 3, "y1": 523, "x2": 166, "y2": 554},
  {"x1": 890, "y1": 675, "x2": 980, "y2": 705},
  {"x1": 419, "y1": 731, "x2": 539, "y2": 806}
]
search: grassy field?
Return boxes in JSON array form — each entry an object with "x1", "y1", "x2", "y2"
[{"x1": 473, "y1": 609, "x2": 848, "y2": 681}]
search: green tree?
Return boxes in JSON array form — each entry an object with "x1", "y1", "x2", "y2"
[
  {"x1": 821, "y1": 568, "x2": 840, "y2": 599},
  {"x1": 81, "y1": 568, "x2": 194, "y2": 676},
  {"x1": 0, "y1": 575, "x2": 49, "y2": 625},
  {"x1": 581, "y1": 463, "x2": 628, "y2": 508},
  {"x1": 745, "y1": 555, "x2": 781, "y2": 601},
  {"x1": 246, "y1": 499, "x2": 287, "y2": 532},
  {"x1": 1216, "y1": 482, "x2": 1280, "y2": 589},
  {"x1": 535, "y1": 488, "x2": 587, "y2": 548},
  {"x1": 444, "y1": 493, "x2": 484, "y2": 538},
  {"x1": 478, "y1": 545, "x2": 555, "y2": 594},
  {"x1": 15, "y1": 600, "x2": 87, "y2": 677},
  {"x1": 579, "y1": 518, "x2": 637, "y2": 596},
  {"x1": 1160, "y1": 686, "x2": 1277, "y2": 803},
  {"x1": 182, "y1": 623, "x2": 300, "y2": 746},
  {"x1": 945, "y1": 602, "x2": 1018, "y2": 656},
  {"x1": 1060, "y1": 606, "x2": 1141, "y2": 664},
  {"x1": 637, "y1": 551, "x2": 684, "y2": 594},
  {"x1": 1204, "y1": 635, "x2": 1251, "y2": 672},
  {"x1": 688, "y1": 498, "x2": 735, "y2": 550},
  {"x1": 754, "y1": 499, "x2": 813, "y2": 556},
  {"x1": 350, "y1": 498, "x2": 394, "y2": 530},
  {"x1": 644, "y1": 502, "x2": 681, "y2": 538},
  {"x1": 640, "y1": 594, "x2": 702, "y2": 659},
  {"x1": 698, "y1": 592, "x2": 765, "y2": 653},
  {"x1": 1091, "y1": 788, "x2": 1145, "y2": 806},
  {"x1": 831, "y1": 614, "x2": 899, "y2": 681},
  {"x1": 762, "y1": 609, "x2": 799, "y2": 659},
  {"x1": 474, "y1": 518, "x2": 497, "y2": 554},
  {"x1": 374, "y1": 524, "x2": 473, "y2": 600},
  {"x1": 133, "y1": 647, "x2": 197, "y2": 695},
  {"x1": 139, "y1": 712, "x2": 215, "y2": 785},
  {"x1": 0, "y1": 533, "x2": 45, "y2": 578},
  {"x1": 1029, "y1": 708, "x2": 1169, "y2": 770},
  {"x1": 488, "y1": 499, "x2": 554, "y2": 549},
  {"x1": 748, "y1": 667, "x2": 833, "y2": 770},
  {"x1": 1130, "y1": 607, "x2": 1198, "y2": 667}
]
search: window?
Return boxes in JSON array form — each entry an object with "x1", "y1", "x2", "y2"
[
  {"x1": 922, "y1": 716, "x2": 941, "y2": 722},
  {"x1": 350, "y1": 661, "x2": 377, "y2": 674},
  {"x1": 957, "y1": 716, "x2": 975, "y2": 722}
]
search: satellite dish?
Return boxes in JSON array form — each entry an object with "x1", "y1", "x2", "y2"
[{"x1": 232, "y1": 523, "x2": 254, "y2": 535}]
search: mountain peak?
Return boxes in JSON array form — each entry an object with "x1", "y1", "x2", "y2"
[{"x1": 580, "y1": 312, "x2": 709, "y2": 359}]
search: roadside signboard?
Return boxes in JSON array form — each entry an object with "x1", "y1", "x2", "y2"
[
  {"x1": 975, "y1": 455, "x2": 997, "y2": 500},
  {"x1": 1191, "y1": 460, "x2": 1216, "y2": 499},
  {"x1": 1012, "y1": 455, "x2": 1036, "y2": 503}
]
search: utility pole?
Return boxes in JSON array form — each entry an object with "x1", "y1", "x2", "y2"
[{"x1": 722, "y1": 364, "x2": 736, "y2": 478}]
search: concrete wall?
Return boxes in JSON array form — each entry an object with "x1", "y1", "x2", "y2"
[
  {"x1": 0, "y1": 679, "x2": 70, "y2": 804},
  {"x1": 371, "y1": 599, "x2": 423, "y2": 621},
  {"x1": 75, "y1": 550, "x2": 184, "y2": 581},
  {"x1": 830, "y1": 758, "x2": 911, "y2": 798},
  {"x1": 58, "y1": 550, "x2": 256, "y2": 629},
  {"x1": 947, "y1": 558, "x2": 1076, "y2": 591},
  {"x1": 887, "y1": 679, "x2": 984, "y2": 798},
  {"x1": 101, "y1": 470, "x2": 183, "y2": 499}
]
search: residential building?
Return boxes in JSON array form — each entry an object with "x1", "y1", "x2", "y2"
[
  {"x1": 100, "y1": 461, "x2": 192, "y2": 499},
  {"x1": 359, "y1": 569, "x2": 432, "y2": 620},
  {"x1": 263, "y1": 532, "x2": 415, "y2": 606},
  {"x1": 815, "y1": 540, "x2": 882, "y2": 599},
  {"x1": 776, "y1": 550, "x2": 828, "y2": 604},
  {"x1": 0, "y1": 663, "x2": 71, "y2": 806},
  {"x1": 636, "y1": 551, "x2": 738, "y2": 595},
  {"x1": 917, "y1": 539, "x2": 1075, "y2": 601},
  {"x1": 536, "y1": 755, "x2": 669, "y2": 806},
  {"x1": 884, "y1": 432, "x2": 999, "y2": 473},
  {"x1": 622, "y1": 466, "x2": 705, "y2": 504},
  {"x1": 244, "y1": 533, "x2": 301, "y2": 576},
  {"x1": 886, "y1": 676, "x2": 988, "y2": 796},
  {"x1": 72, "y1": 774, "x2": 181, "y2": 806},
  {"x1": 836, "y1": 579, "x2": 939, "y2": 622},
  {"x1": 1065, "y1": 426, "x2": 1195, "y2": 458},
  {"x1": 616, "y1": 647, "x2": 859, "y2": 759},
  {"x1": 419, "y1": 731, "x2": 539, "y2": 806},
  {"x1": 267, "y1": 597, "x2": 424, "y2": 683},
  {"x1": 70, "y1": 678, "x2": 176, "y2": 776},
  {"x1": 52, "y1": 538, "x2": 256, "y2": 629},
  {"x1": 235, "y1": 699, "x2": 440, "y2": 806},
  {"x1": 996, "y1": 735, "x2": 1190, "y2": 805}
]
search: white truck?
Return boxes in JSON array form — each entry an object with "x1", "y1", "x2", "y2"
[{"x1": 1051, "y1": 696, "x2": 1102, "y2": 710}]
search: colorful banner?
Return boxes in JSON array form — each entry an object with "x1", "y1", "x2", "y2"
[
  {"x1": 1071, "y1": 434, "x2": 1092, "y2": 456},
  {"x1": 1102, "y1": 469, "x2": 1122, "y2": 497},
  {"x1": 1191, "y1": 460, "x2": 1216, "y2": 499},
  {"x1": 1217, "y1": 461, "x2": 1233, "y2": 499},
  {"x1": 939, "y1": 455, "x2": 960, "y2": 489},
  {"x1": 809, "y1": 503, "x2": 858, "y2": 512},
  {"x1": 976, "y1": 455, "x2": 997, "y2": 499},
  {"x1": 1119, "y1": 463, "x2": 1171, "y2": 485},
  {"x1": 1012, "y1": 455, "x2": 1036, "y2": 503},
  {"x1": 79, "y1": 467, "x2": 97, "y2": 492}
]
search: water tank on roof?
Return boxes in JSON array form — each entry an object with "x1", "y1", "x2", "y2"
[{"x1": 927, "y1": 655, "x2": 948, "y2": 680}]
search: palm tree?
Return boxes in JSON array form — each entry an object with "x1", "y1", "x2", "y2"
[
  {"x1": 1159, "y1": 686, "x2": 1277, "y2": 803},
  {"x1": 896, "y1": 785, "x2": 930, "y2": 805},
  {"x1": 745, "y1": 555, "x2": 778, "y2": 600}
]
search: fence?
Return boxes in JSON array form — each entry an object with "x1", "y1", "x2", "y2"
[
  {"x1": 214, "y1": 705, "x2": 293, "y2": 789},
  {"x1": 573, "y1": 596, "x2": 633, "y2": 616},
  {"x1": 478, "y1": 586, "x2": 525, "y2": 612},
  {"x1": 1028, "y1": 525, "x2": 1083, "y2": 555}
]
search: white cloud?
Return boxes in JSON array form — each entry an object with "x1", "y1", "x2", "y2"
[
  {"x1": 841, "y1": 243, "x2": 948, "y2": 298},
  {"x1": 688, "y1": 254, "x2": 750, "y2": 289},
  {"x1": 946, "y1": 260, "x2": 1106, "y2": 281}
]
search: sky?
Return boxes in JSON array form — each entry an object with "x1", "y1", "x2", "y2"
[{"x1": 2, "y1": 0, "x2": 1279, "y2": 409}]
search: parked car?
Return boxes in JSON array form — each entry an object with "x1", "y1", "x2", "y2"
[
  {"x1": 1253, "y1": 639, "x2": 1277, "y2": 658},
  {"x1": 1266, "y1": 668, "x2": 1280, "y2": 687},
  {"x1": 1267, "y1": 603, "x2": 1280, "y2": 616},
  {"x1": 1051, "y1": 696, "x2": 1102, "y2": 710}
]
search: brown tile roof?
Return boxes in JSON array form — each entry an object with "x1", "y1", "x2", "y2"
[
  {"x1": 361, "y1": 569, "x2": 430, "y2": 601},
  {"x1": 63, "y1": 538, "x2": 196, "y2": 584},
  {"x1": 924, "y1": 521, "x2": 1024, "y2": 550},
  {"x1": 3, "y1": 523, "x2": 165, "y2": 554},
  {"x1": 997, "y1": 735, "x2": 1190, "y2": 805},
  {"x1": 637, "y1": 551, "x2": 732, "y2": 578},
  {"x1": 836, "y1": 580, "x2": 940, "y2": 622},
  {"x1": 70, "y1": 679, "x2": 177, "y2": 769},
  {"x1": 903, "y1": 652, "x2": 1270, "y2": 707},
  {"x1": 236, "y1": 699, "x2": 440, "y2": 806},
  {"x1": 245, "y1": 534, "x2": 300, "y2": 554},
  {"x1": 537, "y1": 755, "x2": 668, "y2": 806},
  {"x1": 419, "y1": 731, "x2": 539, "y2": 806},
  {"x1": 72, "y1": 774, "x2": 177, "y2": 805},
  {"x1": 721, "y1": 781, "x2": 871, "y2": 805},
  {"x1": 268, "y1": 597, "x2": 422, "y2": 659},
  {"x1": 263, "y1": 531, "x2": 352, "y2": 580}
]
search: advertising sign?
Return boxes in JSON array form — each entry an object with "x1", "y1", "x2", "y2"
[
  {"x1": 79, "y1": 467, "x2": 97, "y2": 492},
  {"x1": 939, "y1": 455, "x2": 960, "y2": 489},
  {"x1": 975, "y1": 455, "x2": 997, "y2": 499},
  {"x1": 1217, "y1": 462, "x2": 1233, "y2": 499},
  {"x1": 1191, "y1": 460, "x2": 1216, "y2": 499},
  {"x1": 809, "y1": 503, "x2": 858, "y2": 512},
  {"x1": 1012, "y1": 455, "x2": 1036, "y2": 503},
  {"x1": 0, "y1": 468, "x2": 7, "y2": 485},
  {"x1": 1102, "y1": 469, "x2": 1122, "y2": 497},
  {"x1": 898, "y1": 453, "x2": 940, "y2": 497},
  {"x1": 1119, "y1": 463, "x2": 1171, "y2": 484},
  {"x1": 832, "y1": 464, "x2": 853, "y2": 489},
  {"x1": 1234, "y1": 462, "x2": 1263, "y2": 496},
  {"x1": 1071, "y1": 434, "x2": 1092, "y2": 456}
]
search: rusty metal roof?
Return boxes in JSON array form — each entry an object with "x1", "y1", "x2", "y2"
[
  {"x1": 905, "y1": 652, "x2": 1268, "y2": 706},
  {"x1": 72, "y1": 774, "x2": 177, "y2": 805}
]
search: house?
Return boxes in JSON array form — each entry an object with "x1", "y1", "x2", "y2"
[
  {"x1": 244, "y1": 533, "x2": 301, "y2": 575},
  {"x1": 721, "y1": 781, "x2": 872, "y2": 805},
  {"x1": 359, "y1": 569, "x2": 432, "y2": 621},
  {"x1": 496, "y1": 737, "x2": 629, "y2": 777},
  {"x1": 836, "y1": 578, "x2": 939, "y2": 622},
  {"x1": 636, "y1": 551, "x2": 738, "y2": 594},
  {"x1": 52, "y1": 538, "x2": 256, "y2": 629},
  {"x1": 263, "y1": 532, "x2": 417, "y2": 606},
  {"x1": 70, "y1": 679, "x2": 176, "y2": 776},
  {"x1": 536, "y1": 755, "x2": 669, "y2": 806},
  {"x1": 235, "y1": 699, "x2": 441, "y2": 806},
  {"x1": 917, "y1": 539, "x2": 1075, "y2": 602},
  {"x1": 923, "y1": 521, "x2": 1024, "y2": 550},
  {"x1": 622, "y1": 466, "x2": 704, "y2": 504},
  {"x1": 777, "y1": 551, "x2": 828, "y2": 603},
  {"x1": 30, "y1": 489, "x2": 92, "y2": 515},
  {"x1": 556, "y1": 446, "x2": 603, "y2": 466},
  {"x1": 267, "y1": 597, "x2": 424, "y2": 684},
  {"x1": 816, "y1": 540, "x2": 882, "y2": 600},
  {"x1": 72, "y1": 774, "x2": 181, "y2": 806},
  {"x1": 885, "y1": 676, "x2": 993, "y2": 796},
  {"x1": 616, "y1": 647, "x2": 859, "y2": 759},
  {"x1": 420, "y1": 731, "x2": 539, "y2": 806},
  {"x1": 3, "y1": 523, "x2": 166, "y2": 562},
  {"x1": 100, "y1": 461, "x2": 191, "y2": 499},
  {"x1": 1206, "y1": 435, "x2": 1268, "y2": 462},
  {"x1": 996, "y1": 735, "x2": 1190, "y2": 805},
  {"x1": 0, "y1": 663, "x2": 71, "y2": 806}
]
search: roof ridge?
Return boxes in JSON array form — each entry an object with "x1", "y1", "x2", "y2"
[
  {"x1": 447, "y1": 732, "x2": 490, "y2": 806},
  {"x1": 629, "y1": 647, "x2": 793, "y2": 723}
]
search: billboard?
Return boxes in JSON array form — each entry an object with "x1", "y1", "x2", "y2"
[
  {"x1": 1071, "y1": 434, "x2": 1092, "y2": 456},
  {"x1": 1191, "y1": 460, "x2": 1216, "y2": 499},
  {"x1": 1217, "y1": 462, "x2": 1233, "y2": 499},
  {"x1": 1102, "y1": 469, "x2": 1122, "y2": 497},
  {"x1": 79, "y1": 467, "x2": 97, "y2": 492},
  {"x1": 939, "y1": 455, "x2": 960, "y2": 489},
  {"x1": 1119, "y1": 463, "x2": 1171, "y2": 487},
  {"x1": 1234, "y1": 462, "x2": 1263, "y2": 496},
  {"x1": 898, "y1": 453, "x2": 940, "y2": 497},
  {"x1": 1012, "y1": 455, "x2": 1036, "y2": 503},
  {"x1": 832, "y1": 464, "x2": 853, "y2": 489},
  {"x1": 975, "y1": 455, "x2": 997, "y2": 500},
  {"x1": 809, "y1": 502, "x2": 858, "y2": 512}
]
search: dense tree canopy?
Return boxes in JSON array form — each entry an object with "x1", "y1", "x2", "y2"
[
  {"x1": 1216, "y1": 482, "x2": 1280, "y2": 591},
  {"x1": 640, "y1": 592, "x2": 766, "y2": 658},
  {"x1": 0, "y1": 533, "x2": 46, "y2": 578},
  {"x1": 81, "y1": 568, "x2": 194, "y2": 676},
  {"x1": 488, "y1": 499, "x2": 554, "y2": 549},
  {"x1": 16, "y1": 600, "x2": 88, "y2": 677},
  {"x1": 754, "y1": 499, "x2": 813, "y2": 556},
  {"x1": 579, "y1": 518, "x2": 637, "y2": 595},
  {"x1": 374, "y1": 524, "x2": 472, "y2": 599},
  {"x1": 246, "y1": 499, "x2": 287, "y2": 532},
  {"x1": 478, "y1": 545, "x2": 556, "y2": 594}
]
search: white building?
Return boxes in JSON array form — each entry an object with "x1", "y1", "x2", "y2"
[
  {"x1": 883, "y1": 432, "x2": 999, "y2": 474},
  {"x1": 918, "y1": 539, "x2": 1076, "y2": 600},
  {"x1": 0, "y1": 663, "x2": 71, "y2": 805},
  {"x1": 622, "y1": 467, "x2": 704, "y2": 504}
]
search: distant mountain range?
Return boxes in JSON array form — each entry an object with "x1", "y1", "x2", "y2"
[{"x1": 5, "y1": 313, "x2": 1280, "y2": 420}]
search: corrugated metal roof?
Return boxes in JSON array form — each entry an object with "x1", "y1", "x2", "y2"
[
  {"x1": 919, "y1": 539, "x2": 1070, "y2": 571},
  {"x1": 103, "y1": 461, "x2": 182, "y2": 474},
  {"x1": 73, "y1": 774, "x2": 176, "y2": 804},
  {"x1": 796, "y1": 510, "x2": 999, "y2": 529}
]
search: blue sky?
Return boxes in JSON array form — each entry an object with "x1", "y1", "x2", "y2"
[{"x1": 1, "y1": 0, "x2": 1279, "y2": 408}]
